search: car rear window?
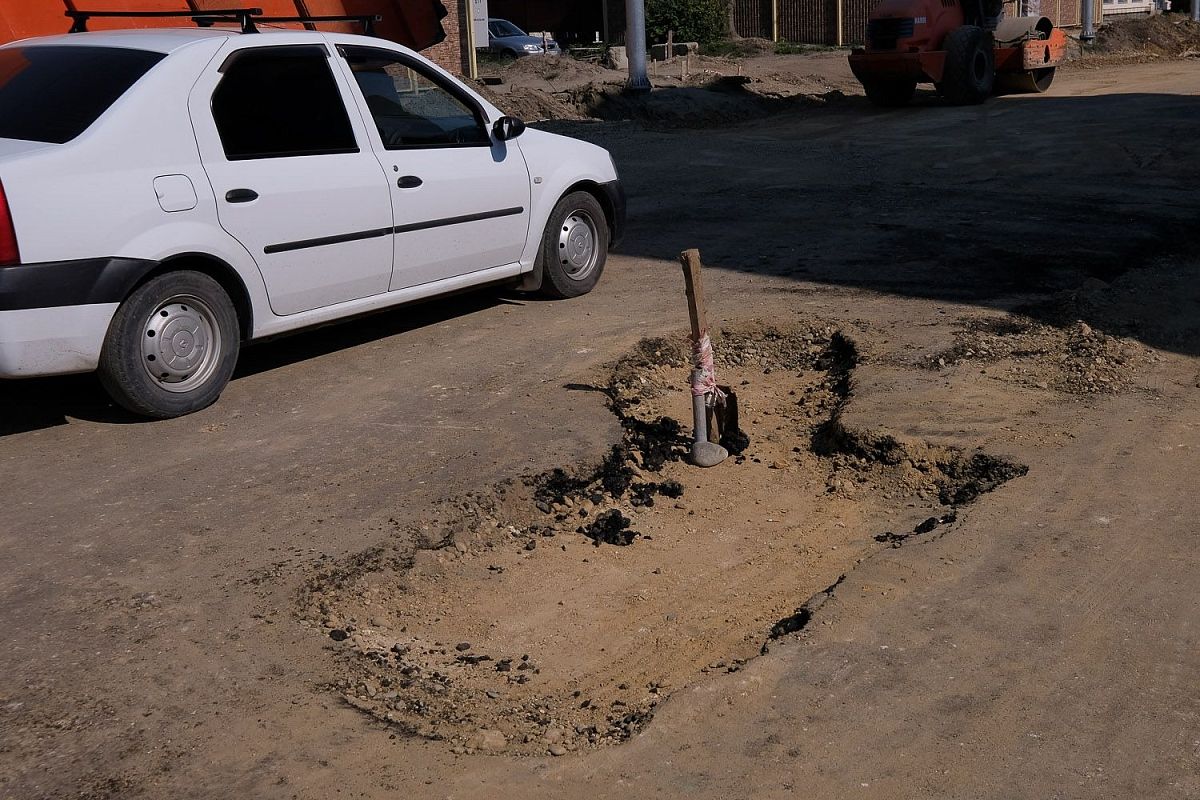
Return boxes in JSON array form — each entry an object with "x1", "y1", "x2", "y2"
[{"x1": 0, "y1": 46, "x2": 165, "y2": 144}]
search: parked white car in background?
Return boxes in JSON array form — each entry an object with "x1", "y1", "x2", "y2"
[{"x1": 0, "y1": 24, "x2": 624, "y2": 418}]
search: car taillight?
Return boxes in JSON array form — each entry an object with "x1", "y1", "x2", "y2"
[{"x1": 0, "y1": 180, "x2": 20, "y2": 266}]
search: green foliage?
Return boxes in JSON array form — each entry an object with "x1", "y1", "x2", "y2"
[
  {"x1": 774, "y1": 40, "x2": 842, "y2": 54},
  {"x1": 644, "y1": 0, "x2": 730, "y2": 45}
]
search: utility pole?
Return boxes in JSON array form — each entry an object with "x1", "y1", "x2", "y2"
[
  {"x1": 625, "y1": 0, "x2": 651, "y2": 92},
  {"x1": 1192, "y1": 0, "x2": 1198, "y2": 24}
]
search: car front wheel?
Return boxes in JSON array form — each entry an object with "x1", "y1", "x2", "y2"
[
  {"x1": 98, "y1": 270, "x2": 240, "y2": 419},
  {"x1": 537, "y1": 191, "x2": 610, "y2": 299}
]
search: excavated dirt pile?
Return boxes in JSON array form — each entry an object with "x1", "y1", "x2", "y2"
[
  {"x1": 923, "y1": 312, "x2": 1154, "y2": 394},
  {"x1": 1094, "y1": 14, "x2": 1200, "y2": 59}
]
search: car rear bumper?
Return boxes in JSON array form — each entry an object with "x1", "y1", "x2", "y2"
[
  {"x1": 0, "y1": 256, "x2": 155, "y2": 377},
  {"x1": 0, "y1": 303, "x2": 117, "y2": 377},
  {"x1": 600, "y1": 179, "x2": 626, "y2": 250},
  {"x1": 0, "y1": 257, "x2": 156, "y2": 312}
]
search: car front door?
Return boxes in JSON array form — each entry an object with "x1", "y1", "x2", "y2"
[
  {"x1": 335, "y1": 45, "x2": 531, "y2": 292},
  {"x1": 189, "y1": 42, "x2": 394, "y2": 316}
]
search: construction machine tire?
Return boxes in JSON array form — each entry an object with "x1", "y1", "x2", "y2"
[
  {"x1": 995, "y1": 66, "x2": 1056, "y2": 94},
  {"x1": 863, "y1": 78, "x2": 917, "y2": 107},
  {"x1": 941, "y1": 25, "x2": 995, "y2": 105}
]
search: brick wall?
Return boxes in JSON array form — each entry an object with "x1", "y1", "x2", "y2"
[{"x1": 424, "y1": 0, "x2": 471, "y2": 74}]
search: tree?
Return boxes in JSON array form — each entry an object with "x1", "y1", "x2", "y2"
[{"x1": 644, "y1": 0, "x2": 731, "y2": 45}]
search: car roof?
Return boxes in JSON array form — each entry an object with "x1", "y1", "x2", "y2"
[
  {"x1": 9, "y1": 28, "x2": 422, "y2": 58},
  {"x1": 8, "y1": 28, "x2": 307, "y2": 54}
]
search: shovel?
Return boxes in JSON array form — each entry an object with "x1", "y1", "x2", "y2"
[{"x1": 680, "y1": 249, "x2": 744, "y2": 467}]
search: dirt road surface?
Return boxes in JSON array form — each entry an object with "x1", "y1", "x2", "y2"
[{"x1": 2, "y1": 58, "x2": 1198, "y2": 799}]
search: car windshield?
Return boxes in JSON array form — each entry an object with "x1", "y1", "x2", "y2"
[
  {"x1": 0, "y1": 46, "x2": 165, "y2": 144},
  {"x1": 492, "y1": 20, "x2": 526, "y2": 37}
]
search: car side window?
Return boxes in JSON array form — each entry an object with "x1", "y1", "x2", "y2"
[
  {"x1": 340, "y1": 47, "x2": 490, "y2": 150},
  {"x1": 212, "y1": 45, "x2": 358, "y2": 161}
]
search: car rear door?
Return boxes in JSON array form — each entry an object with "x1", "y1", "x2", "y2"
[
  {"x1": 189, "y1": 40, "x2": 394, "y2": 316},
  {"x1": 334, "y1": 44, "x2": 530, "y2": 292}
]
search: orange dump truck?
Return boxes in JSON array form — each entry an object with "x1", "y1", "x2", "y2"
[{"x1": 0, "y1": 1, "x2": 448, "y2": 51}]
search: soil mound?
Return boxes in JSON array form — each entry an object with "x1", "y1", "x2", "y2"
[
  {"x1": 501, "y1": 55, "x2": 610, "y2": 88},
  {"x1": 1094, "y1": 14, "x2": 1200, "y2": 58}
]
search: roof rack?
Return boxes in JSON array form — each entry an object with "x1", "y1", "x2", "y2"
[
  {"x1": 65, "y1": 8, "x2": 382, "y2": 36},
  {"x1": 67, "y1": 8, "x2": 263, "y2": 34},
  {"x1": 258, "y1": 15, "x2": 383, "y2": 36}
]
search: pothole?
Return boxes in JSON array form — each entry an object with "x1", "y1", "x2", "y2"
[{"x1": 296, "y1": 320, "x2": 1027, "y2": 757}]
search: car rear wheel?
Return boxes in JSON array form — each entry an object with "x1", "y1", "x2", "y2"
[
  {"x1": 537, "y1": 191, "x2": 609, "y2": 299},
  {"x1": 98, "y1": 270, "x2": 240, "y2": 419}
]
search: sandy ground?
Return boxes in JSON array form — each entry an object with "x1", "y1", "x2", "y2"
[{"x1": 1, "y1": 51, "x2": 1199, "y2": 800}]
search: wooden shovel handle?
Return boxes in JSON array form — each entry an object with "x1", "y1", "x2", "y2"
[{"x1": 680, "y1": 248, "x2": 707, "y2": 341}]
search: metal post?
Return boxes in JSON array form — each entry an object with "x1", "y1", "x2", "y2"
[
  {"x1": 772, "y1": 0, "x2": 780, "y2": 42},
  {"x1": 1192, "y1": 0, "x2": 1199, "y2": 23},
  {"x1": 624, "y1": 0, "x2": 651, "y2": 92},
  {"x1": 1080, "y1": 0, "x2": 1095, "y2": 41},
  {"x1": 465, "y1": 0, "x2": 479, "y2": 81}
]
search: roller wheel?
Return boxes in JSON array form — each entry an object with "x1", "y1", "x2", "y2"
[
  {"x1": 996, "y1": 66, "x2": 1056, "y2": 94},
  {"x1": 863, "y1": 78, "x2": 917, "y2": 108},
  {"x1": 941, "y1": 26, "x2": 995, "y2": 105}
]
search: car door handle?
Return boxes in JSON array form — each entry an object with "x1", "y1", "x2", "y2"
[
  {"x1": 225, "y1": 188, "x2": 258, "y2": 203},
  {"x1": 396, "y1": 175, "x2": 423, "y2": 189}
]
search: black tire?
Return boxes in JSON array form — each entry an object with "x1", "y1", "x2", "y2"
[
  {"x1": 98, "y1": 270, "x2": 240, "y2": 419},
  {"x1": 941, "y1": 26, "x2": 995, "y2": 105},
  {"x1": 537, "y1": 191, "x2": 610, "y2": 299},
  {"x1": 863, "y1": 78, "x2": 917, "y2": 107}
]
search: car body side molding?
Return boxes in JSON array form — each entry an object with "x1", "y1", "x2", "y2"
[{"x1": 263, "y1": 206, "x2": 525, "y2": 254}]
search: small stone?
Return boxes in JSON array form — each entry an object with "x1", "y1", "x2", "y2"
[
  {"x1": 328, "y1": 629, "x2": 349, "y2": 641},
  {"x1": 548, "y1": 743, "x2": 568, "y2": 756},
  {"x1": 770, "y1": 460, "x2": 789, "y2": 470},
  {"x1": 525, "y1": 540, "x2": 537, "y2": 551},
  {"x1": 455, "y1": 642, "x2": 472, "y2": 652},
  {"x1": 454, "y1": 541, "x2": 468, "y2": 554},
  {"x1": 467, "y1": 729, "x2": 508, "y2": 753}
]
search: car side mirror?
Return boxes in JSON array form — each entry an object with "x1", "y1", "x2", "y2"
[{"x1": 492, "y1": 116, "x2": 526, "y2": 142}]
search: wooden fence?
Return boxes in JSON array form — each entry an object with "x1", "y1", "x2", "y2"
[{"x1": 730, "y1": 0, "x2": 1088, "y2": 46}]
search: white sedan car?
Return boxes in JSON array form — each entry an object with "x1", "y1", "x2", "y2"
[{"x1": 0, "y1": 23, "x2": 624, "y2": 418}]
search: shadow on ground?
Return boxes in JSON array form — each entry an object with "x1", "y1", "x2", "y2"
[
  {"x1": 0, "y1": 289, "x2": 512, "y2": 436},
  {"x1": 546, "y1": 90, "x2": 1200, "y2": 354}
]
